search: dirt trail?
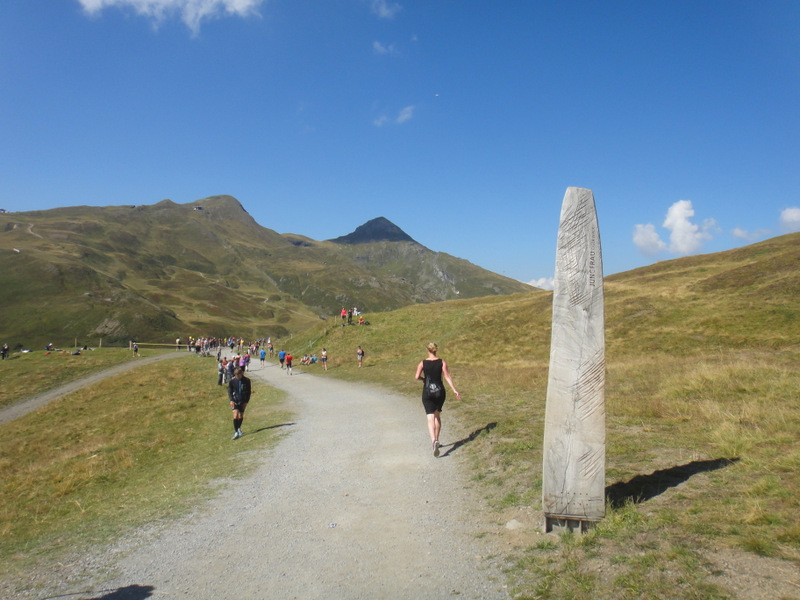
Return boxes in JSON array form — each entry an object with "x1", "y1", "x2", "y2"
[
  {"x1": 14, "y1": 359, "x2": 510, "y2": 599},
  {"x1": 0, "y1": 352, "x2": 188, "y2": 426}
]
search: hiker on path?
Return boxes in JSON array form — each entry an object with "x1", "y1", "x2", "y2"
[
  {"x1": 217, "y1": 357, "x2": 228, "y2": 386},
  {"x1": 414, "y1": 342, "x2": 461, "y2": 457},
  {"x1": 228, "y1": 368, "x2": 252, "y2": 439},
  {"x1": 285, "y1": 352, "x2": 293, "y2": 375},
  {"x1": 357, "y1": 346, "x2": 365, "y2": 368},
  {"x1": 259, "y1": 347, "x2": 266, "y2": 367},
  {"x1": 321, "y1": 348, "x2": 328, "y2": 371},
  {"x1": 278, "y1": 349, "x2": 286, "y2": 369}
]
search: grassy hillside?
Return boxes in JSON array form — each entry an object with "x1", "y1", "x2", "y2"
[
  {"x1": 2, "y1": 231, "x2": 797, "y2": 599},
  {"x1": 0, "y1": 196, "x2": 530, "y2": 348},
  {"x1": 281, "y1": 232, "x2": 800, "y2": 599}
]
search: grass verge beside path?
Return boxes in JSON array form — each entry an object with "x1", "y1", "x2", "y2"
[
  {"x1": 0, "y1": 348, "x2": 145, "y2": 410},
  {"x1": 0, "y1": 355, "x2": 292, "y2": 591}
]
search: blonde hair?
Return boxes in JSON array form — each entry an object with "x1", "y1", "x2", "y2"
[{"x1": 426, "y1": 342, "x2": 438, "y2": 354}]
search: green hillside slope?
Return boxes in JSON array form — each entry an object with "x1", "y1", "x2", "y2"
[{"x1": 0, "y1": 196, "x2": 530, "y2": 347}]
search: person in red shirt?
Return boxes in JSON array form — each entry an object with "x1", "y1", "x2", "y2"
[{"x1": 285, "y1": 352, "x2": 293, "y2": 376}]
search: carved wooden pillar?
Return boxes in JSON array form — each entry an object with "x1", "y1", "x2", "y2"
[{"x1": 542, "y1": 187, "x2": 606, "y2": 533}]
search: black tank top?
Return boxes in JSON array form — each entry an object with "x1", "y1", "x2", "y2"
[{"x1": 422, "y1": 358, "x2": 443, "y2": 385}]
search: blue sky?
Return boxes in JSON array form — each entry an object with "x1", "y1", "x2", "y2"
[{"x1": 2, "y1": 1, "x2": 799, "y2": 288}]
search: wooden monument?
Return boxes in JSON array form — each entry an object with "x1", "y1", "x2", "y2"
[{"x1": 542, "y1": 187, "x2": 606, "y2": 533}]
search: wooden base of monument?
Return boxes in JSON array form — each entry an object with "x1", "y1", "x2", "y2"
[{"x1": 544, "y1": 516, "x2": 599, "y2": 534}]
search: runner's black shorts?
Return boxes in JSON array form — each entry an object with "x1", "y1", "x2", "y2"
[{"x1": 422, "y1": 392, "x2": 445, "y2": 415}]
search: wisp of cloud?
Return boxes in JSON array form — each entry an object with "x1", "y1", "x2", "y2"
[{"x1": 77, "y1": 0, "x2": 265, "y2": 35}]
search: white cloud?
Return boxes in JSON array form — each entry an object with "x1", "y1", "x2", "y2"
[
  {"x1": 779, "y1": 207, "x2": 800, "y2": 232},
  {"x1": 529, "y1": 277, "x2": 554, "y2": 290},
  {"x1": 633, "y1": 223, "x2": 667, "y2": 255},
  {"x1": 633, "y1": 200, "x2": 716, "y2": 257},
  {"x1": 732, "y1": 227, "x2": 770, "y2": 242},
  {"x1": 373, "y1": 41, "x2": 398, "y2": 55},
  {"x1": 370, "y1": 0, "x2": 401, "y2": 19},
  {"x1": 374, "y1": 105, "x2": 414, "y2": 127},
  {"x1": 396, "y1": 105, "x2": 414, "y2": 123},
  {"x1": 662, "y1": 200, "x2": 715, "y2": 255},
  {"x1": 76, "y1": 0, "x2": 264, "y2": 35}
]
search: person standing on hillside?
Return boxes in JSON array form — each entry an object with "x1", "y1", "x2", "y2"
[
  {"x1": 1, "y1": 343, "x2": 8, "y2": 360},
  {"x1": 321, "y1": 348, "x2": 328, "y2": 371},
  {"x1": 357, "y1": 345, "x2": 365, "y2": 368},
  {"x1": 341, "y1": 307, "x2": 347, "y2": 327},
  {"x1": 228, "y1": 367, "x2": 252, "y2": 440},
  {"x1": 414, "y1": 342, "x2": 461, "y2": 457}
]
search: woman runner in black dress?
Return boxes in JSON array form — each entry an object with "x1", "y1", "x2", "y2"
[{"x1": 414, "y1": 342, "x2": 461, "y2": 457}]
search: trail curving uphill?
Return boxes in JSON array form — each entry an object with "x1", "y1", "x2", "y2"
[
  {"x1": 0, "y1": 352, "x2": 189, "y2": 426},
  {"x1": 17, "y1": 359, "x2": 510, "y2": 599}
]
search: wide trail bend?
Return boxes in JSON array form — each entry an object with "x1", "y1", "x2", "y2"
[
  {"x1": 0, "y1": 351, "x2": 186, "y2": 426},
  {"x1": 90, "y1": 360, "x2": 510, "y2": 599}
]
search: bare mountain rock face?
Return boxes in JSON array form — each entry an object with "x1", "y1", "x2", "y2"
[{"x1": 329, "y1": 216, "x2": 417, "y2": 244}]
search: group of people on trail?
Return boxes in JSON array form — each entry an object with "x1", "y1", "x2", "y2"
[
  {"x1": 218, "y1": 336, "x2": 272, "y2": 439},
  {"x1": 217, "y1": 354, "x2": 253, "y2": 385},
  {"x1": 217, "y1": 329, "x2": 460, "y2": 458}
]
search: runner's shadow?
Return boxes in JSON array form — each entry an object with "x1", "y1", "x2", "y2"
[
  {"x1": 440, "y1": 422, "x2": 497, "y2": 457},
  {"x1": 252, "y1": 422, "x2": 295, "y2": 434},
  {"x1": 605, "y1": 457, "x2": 739, "y2": 508},
  {"x1": 44, "y1": 584, "x2": 155, "y2": 599}
]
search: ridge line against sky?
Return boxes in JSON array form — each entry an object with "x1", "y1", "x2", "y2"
[{"x1": 2, "y1": 0, "x2": 799, "y2": 290}]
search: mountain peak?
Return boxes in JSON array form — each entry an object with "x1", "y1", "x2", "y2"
[{"x1": 329, "y1": 217, "x2": 416, "y2": 244}]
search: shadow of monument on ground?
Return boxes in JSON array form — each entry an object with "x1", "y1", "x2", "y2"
[
  {"x1": 441, "y1": 422, "x2": 497, "y2": 457},
  {"x1": 606, "y1": 457, "x2": 740, "y2": 508}
]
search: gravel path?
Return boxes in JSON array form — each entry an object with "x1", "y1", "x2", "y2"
[{"x1": 18, "y1": 359, "x2": 510, "y2": 600}]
